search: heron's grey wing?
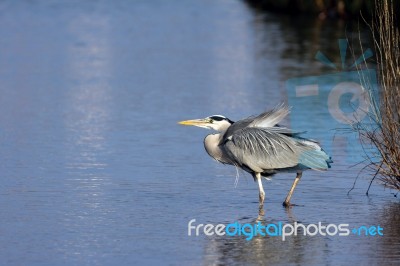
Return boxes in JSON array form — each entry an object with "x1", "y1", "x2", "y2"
[
  {"x1": 248, "y1": 104, "x2": 290, "y2": 128},
  {"x1": 223, "y1": 118, "x2": 252, "y2": 140},
  {"x1": 259, "y1": 126, "x2": 306, "y2": 137},
  {"x1": 223, "y1": 104, "x2": 291, "y2": 140},
  {"x1": 223, "y1": 127, "x2": 330, "y2": 173}
]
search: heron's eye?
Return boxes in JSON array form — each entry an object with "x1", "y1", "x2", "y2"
[{"x1": 209, "y1": 119, "x2": 214, "y2": 123}]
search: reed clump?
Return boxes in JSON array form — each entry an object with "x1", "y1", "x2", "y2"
[{"x1": 356, "y1": 0, "x2": 400, "y2": 190}]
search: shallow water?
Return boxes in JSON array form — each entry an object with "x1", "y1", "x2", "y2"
[{"x1": 0, "y1": 0, "x2": 398, "y2": 265}]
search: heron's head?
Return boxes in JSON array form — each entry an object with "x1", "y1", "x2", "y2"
[{"x1": 178, "y1": 115, "x2": 234, "y2": 132}]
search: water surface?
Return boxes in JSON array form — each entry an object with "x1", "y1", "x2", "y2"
[{"x1": 0, "y1": 0, "x2": 398, "y2": 265}]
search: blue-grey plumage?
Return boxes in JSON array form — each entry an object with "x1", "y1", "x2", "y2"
[{"x1": 178, "y1": 105, "x2": 332, "y2": 215}]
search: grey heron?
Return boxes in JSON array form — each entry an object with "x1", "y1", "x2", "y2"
[{"x1": 178, "y1": 105, "x2": 332, "y2": 215}]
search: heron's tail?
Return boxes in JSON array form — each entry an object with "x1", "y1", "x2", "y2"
[{"x1": 299, "y1": 149, "x2": 332, "y2": 171}]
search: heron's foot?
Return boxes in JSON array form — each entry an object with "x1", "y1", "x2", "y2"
[
  {"x1": 256, "y1": 214, "x2": 265, "y2": 222},
  {"x1": 282, "y1": 201, "x2": 299, "y2": 208}
]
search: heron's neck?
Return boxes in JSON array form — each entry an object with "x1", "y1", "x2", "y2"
[
  {"x1": 204, "y1": 133, "x2": 230, "y2": 164},
  {"x1": 217, "y1": 123, "x2": 231, "y2": 132}
]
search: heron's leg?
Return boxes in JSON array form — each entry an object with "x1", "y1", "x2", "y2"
[
  {"x1": 283, "y1": 171, "x2": 302, "y2": 207},
  {"x1": 255, "y1": 173, "x2": 265, "y2": 216}
]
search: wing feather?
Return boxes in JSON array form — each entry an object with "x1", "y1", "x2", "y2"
[
  {"x1": 224, "y1": 127, "x2": 330, "y2": 173},
  {"x1": 249, "y1": 104, "x2": 290, "y2": 128}
]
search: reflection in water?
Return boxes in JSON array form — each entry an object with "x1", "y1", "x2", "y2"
[
  {"x1": 374, "y1": 203, "x2": 400, "y2": 263},
  {"x1": 250, "y1": 9, "x2": 375, "y2": 84},
  {"x1": 204, "y1": 203, "x2": 400, "y2": 265},
  {"x1": 65, "y1": 13, "x2": 112, "y2": 180},
  {"x1": 204, "y1": 217, "x2": 327, "y2": 265},
  {"x1": 63, "y1": 12, "x2": 115, "y2": 258}
]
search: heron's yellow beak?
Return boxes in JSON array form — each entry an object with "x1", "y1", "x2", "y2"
[{"x1": 178, "y1": 119, "x2": 210, "y2": 126}]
